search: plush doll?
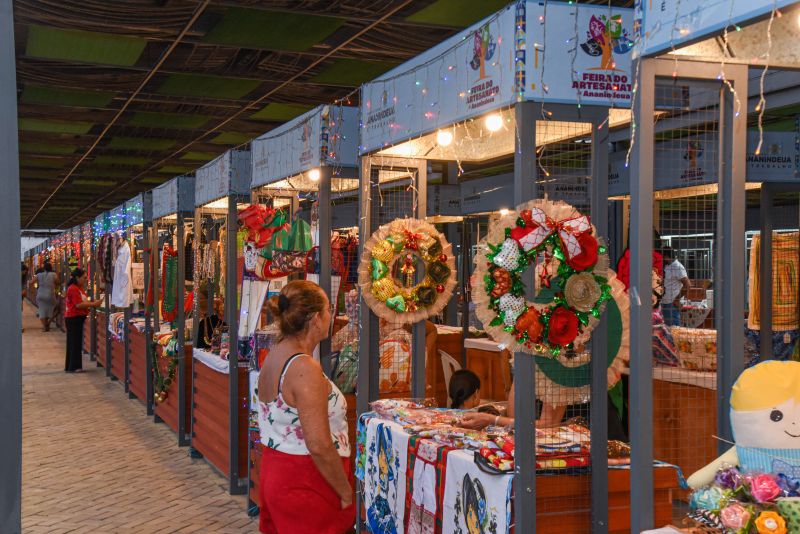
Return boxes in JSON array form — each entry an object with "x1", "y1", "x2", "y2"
[{"x1": 688, "y1": 360, "x2": 800, "y2": 489}]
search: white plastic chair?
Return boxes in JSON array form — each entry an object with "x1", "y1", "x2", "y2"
[{"x1": 438, "y1": 350, "x2": 462, "y2": 403}]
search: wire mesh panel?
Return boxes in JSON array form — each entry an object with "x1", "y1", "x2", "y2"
[
  {"x1": 528, "y1": 119, "x2": 599, "y2": 532},
  {"x1": 747, "y1": 189, "x2": 800, "y2": 364},
  {"x1": 627, "y1": 76, "x2": 727, "y2": 519},
  {"x1": 366, "y1": 161, "x2": 421, "y2": 399}
]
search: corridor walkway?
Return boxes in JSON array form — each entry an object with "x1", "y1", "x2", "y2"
[{"x1": 21, "y1": 303, "x2": 259, "y2": 533}]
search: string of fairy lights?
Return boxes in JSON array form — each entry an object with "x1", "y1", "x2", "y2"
[{"x1": 40, "y1": 0, "x2": 785, "y2": 270}]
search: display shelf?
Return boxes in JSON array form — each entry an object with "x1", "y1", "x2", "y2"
[
  {"x1": 192, "y1": 358, "x2": 248, "y2": 479},
  {"x1": 465, "y1": 344, "x2": 512, "y2": 402},
  {"x1": 96, "y1": 311, "x2": 107, "y2": 367},
  {"x1": 154, "y1": 343, "x2": 193, "y2": 437},
  {"x1": 127, "y1": 325, "x2": 149, "y2": 404},
  {"x1": 431, "y1": 330, "x2": 462, "y2": 407},
  {"x1": 111, "y1": 337, "x2": 125, "y2": 381}
]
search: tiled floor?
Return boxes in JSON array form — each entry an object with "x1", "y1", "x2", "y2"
[{"x1": 21, "y1": 302, "x2": 259, "y2": 533}]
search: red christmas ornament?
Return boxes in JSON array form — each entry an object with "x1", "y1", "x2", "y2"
[
  {"x1": 436, "y1": 284, "x2": 445, "y2": 293},
  {"x1": 438, "y1": 254, "x2": 448, "y2": 262}
]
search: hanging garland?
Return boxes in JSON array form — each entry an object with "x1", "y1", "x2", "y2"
[
  {"x1": 473, "y1": 199, "x2": 611, "y2": 356},
  {"x1": 161, "y1": 244, "x2": 178, "y2": 323},
  {"x1": 153, "y1": 333, "x2": 179, "y2": 403},
  {"x1": 358, "y1": 218, "x2": 457, "y2": 325}
]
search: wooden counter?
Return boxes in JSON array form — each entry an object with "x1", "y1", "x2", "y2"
[
  {"x1": 154, "y1": 343, "x2": 193, "y2": 438},
  {"x1": 82, "y1": 314, "x2": 93, "y2": 357},
  {"x1": 533, "y1": 467, "x2": 678, "y2": 533},
  {"x1": 192, "y1": 359, "x2": 248, "y2": 483},
  {"x1": 127, "y1": 325, "x2": 149, "y2": 405},
  {"x1": 96, "y1": 311, "x2": 107, "y2": 368},
  {"x1": 652, "y1": 369, "x2": 717, "y2": 501},
  {"x1": 111, "y1": 337, "x2": 125, "y2": 382}
]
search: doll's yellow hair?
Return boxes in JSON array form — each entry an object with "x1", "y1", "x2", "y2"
[{"x1": 731, "y1": 360, "x2": 800, "y2": 412}]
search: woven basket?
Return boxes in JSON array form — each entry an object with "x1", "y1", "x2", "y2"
[{"x1": 671, "y1": 327, "x2": 717, "y2": 371}]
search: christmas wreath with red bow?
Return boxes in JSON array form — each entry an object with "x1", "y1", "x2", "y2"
[{"x1": 473, "y1": 199, "x2": 612, "y2": 356}]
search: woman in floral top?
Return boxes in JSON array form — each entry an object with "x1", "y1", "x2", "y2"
[{"x1": 257, "y1": 280, "x2": 353, "y2": 534}]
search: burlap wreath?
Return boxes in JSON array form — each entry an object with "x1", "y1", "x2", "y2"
[
  {"x1": 473, "y1": 199, "x2": 611, "y2": 356},
  {"x1": 359, "y1": 218, "x2": 456, "y2": 325}
]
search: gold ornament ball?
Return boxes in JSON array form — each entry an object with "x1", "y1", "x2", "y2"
[{"x1": 371, "y1": 240, "x2": 394, "y2": 263}]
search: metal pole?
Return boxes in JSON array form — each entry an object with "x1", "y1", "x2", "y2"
[
  {"x1": 460, "y1": 219, "x2": 470, "y2": 368},
  {"x1": 758, "y1": 185, "x2": 773, "y2": 361},
  {"x1": 629, "y1": 58, "x2": 655, "y2": 531},
  {"x1": 412, "y1": 160, "x2": 428, "y2": 399},
  {"x1": 319, "y1": 166, "x2": 333, "y2": 376},
  {"x1": 227, "y1": 195, "x2": 245, "y2": 495},
  {"x1": 124, "y1": 301, "x2": 132, "y2": 394},
  {"x1": 105, "y1": 275, "x2": 112, "y2": 379},
  {"x1": 89, "y1": 229, "x2": 97, "y2": 361},
  {"x1": 445, "y1": 162, "x2": 460, "y2": 327},
  {"x1": 124, "y1": 231, "x2": 133, "y2": 394},
  {"x1": 152, "y1": 222, "x2": 162, "y2": 423},
  {"x1": 356, "y1": 157, "x2": 378, "y2": 414},
  {"x1": 189, "y1": 208, "x2": 201, "y2": 457},
  {"x1": 177, "y1": 211, "x2": 189, "y2": 445},
  {"x1": 513, "y1": 101, "x2": 537, "y2": 533},
  {"x1": 717, "y1": 65, "x2": 747, "y2": 451},
  {"x1": 0, "y1": 0, "x2": 22, "y2": 528},
  {"x1": 356, "y1": 156, "x2": 373, "y2": 534},
  {"x1": 590, "y1": 109, "x2": 610, "y2": 534},
  {"x1": 144, "y1": 224, "x2": 154, "y2": 415}
]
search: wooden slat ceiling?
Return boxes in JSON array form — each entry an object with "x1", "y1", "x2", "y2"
[{"x1": 15, "y1": 0, "x2": 636, "y2": 228}]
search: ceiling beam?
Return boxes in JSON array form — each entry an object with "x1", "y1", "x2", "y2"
[
  {"x1": 59, "y1": 0, "x2": 418, "y2": 228},
  {"x1": 25, "y1": 0, "x2": 211, "y2": 228}
]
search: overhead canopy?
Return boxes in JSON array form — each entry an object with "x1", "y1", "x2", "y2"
[
  {"x1": 637, "y1": 0, "x2": 800, "y2": 66},
  {"x1": 195, "y1": 150, "x2": 251, "y2": 207},
  {"x1": 108, "y1": 204, "x2": 125, "y2": 233},
  {"x1": 124, "y1": 193, "x2": 145, "y2": 228},
  {"x1": 360, "y1": 1, "x2": 635, "y2": 154},
  {"x1": 152, "y1": 175, "x2": 195, "y2": 220},
  {"x1": 251, "y1": 105, "x2": 359, "y2": 188}
]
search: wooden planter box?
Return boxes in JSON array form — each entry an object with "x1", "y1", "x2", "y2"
[
  {"x1": 532, "y1": 467, "x2": 678, "y2": 534},
  {"x1": 192, "y1": 360, "x2": 248, "y2": 481},
  {"x1": 111, "y1": 337, "x2": 125, "y2": 382},
  {"x1": 127, "y1": 325, "x2": 149, "y2": 405},
  {"x1": 154, "y1": 343, "x2": 193, "y2": 437},
  {"x1": 96, "y1": 311, "x2": 107, "y2": 367}
]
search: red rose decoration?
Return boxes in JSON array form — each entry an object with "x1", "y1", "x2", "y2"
[
  {"x1": 547, "y1": 307, "x2": 579, "y2": 346},
  {"x1": 566, "y1": 233, "x2": 599, "y2": 271}
]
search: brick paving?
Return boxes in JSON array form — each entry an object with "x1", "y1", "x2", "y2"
[{"x1": 21, "y1": 303, "x2": 260, "y2": 533}]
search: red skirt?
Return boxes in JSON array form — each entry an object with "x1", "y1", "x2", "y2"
[{"x1": 259, "y1": 447, "x2": 355, "y2": 534}]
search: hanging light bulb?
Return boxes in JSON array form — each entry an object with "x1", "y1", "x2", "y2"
[
  {"x1": 499, "y1": 208, "x2": 510, "y2": 216},
  {"x1": 308, "y1": 168, "x2": 321, "y2": 182},
  {"x1": 436, "y1": 130, "x2": 453, "y2": 147},
  {"x1": 485, "y1": 113, "x2": 503, "y2": 132}
]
